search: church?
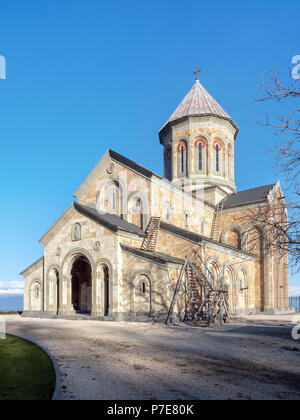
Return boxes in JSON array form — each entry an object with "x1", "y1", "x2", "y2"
[{"x1": 21, "y1": 75, "x2": 289, "y2": 320}]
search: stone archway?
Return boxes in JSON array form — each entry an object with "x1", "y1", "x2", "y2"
[
  {"x1": 223, "y1": 265, "x2": 236, "y2": 314},
  {"x1": 29, "y1": 279, "x2": 42, "y2": 311},
  {"x1": 71, "y1": 255, "x2": 92, "y2": 314}
]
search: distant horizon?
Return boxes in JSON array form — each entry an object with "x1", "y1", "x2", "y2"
[
  {"x1": 1, "y1": 286, "x2": 300, "y2": 312},
  {"x1": 0, "y1": 295, "x2": 23, "y2": 312}
]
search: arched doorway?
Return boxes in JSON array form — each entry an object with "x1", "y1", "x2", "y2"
[{"x1": 71, "y1": 255, "x2": 92, "y2": 314}]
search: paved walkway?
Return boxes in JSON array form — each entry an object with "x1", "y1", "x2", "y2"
[{"x1": 4, "y1": 314, "x2": 300, "y2": 400}]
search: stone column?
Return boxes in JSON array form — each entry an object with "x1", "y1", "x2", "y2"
[{"x1": 91, "y1": 271, "x2": 103, "y2": 316}]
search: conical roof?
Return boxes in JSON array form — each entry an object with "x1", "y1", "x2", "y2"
[{"x1": 160, "y1": 79, "x2": 238, "y2": 136}]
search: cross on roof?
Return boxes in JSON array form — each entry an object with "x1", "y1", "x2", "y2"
[{"x1": 194, "y1": 67, "x2": 201, "y2": 80}]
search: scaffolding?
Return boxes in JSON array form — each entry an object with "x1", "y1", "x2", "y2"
[{"x1": 166, "y1": 249, "x2": 230, "y2": 327}]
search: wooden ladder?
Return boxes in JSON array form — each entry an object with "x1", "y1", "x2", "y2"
[
  {"x1": 210, "y1": 203, "x2": 223, "y2": 242},
  {"x1": 141, "y1": 217, "x2": 161, "y2": 252}
]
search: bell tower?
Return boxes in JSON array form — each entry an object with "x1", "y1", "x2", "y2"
[{"x1": 159, "y1": 73, "x2": 239, "y2": 205}]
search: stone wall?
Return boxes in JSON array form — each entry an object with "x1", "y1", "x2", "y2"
[{"x1": 22, "y1": 258, "x2": 43, "y2": 312}]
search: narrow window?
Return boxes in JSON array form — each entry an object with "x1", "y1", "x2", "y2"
[
  {"x1": 185, "y1": 213, "x2": 189, "y2": 228},
  {"x1": 166, "y1": 146, "x2": 172, "y2": 180},
  {"x1": 198, "y1": 143, "x2": 203, "y2": 171},
  {"x1": 166, "y1": 205, "x2": 170, "y2": 221},
  {"x1": 201, "y1": 219, "x2": 204, "y2": 233},
  {"x1": 139, "y1": 200, "x2": 144, "y2": 230},
  {"x1": 216, "y1": 144, "x2": 220, "y2": 172},
  {"x1": 240, "y1": 279, "x2": 243, "y2": 292},
  {"x1": 228, "y1": 155, "x2": 230, "y2": 177},
  {"x1": 141, "y1": 282, "x2": 146, "y2": 294},
  {"x1": 181, "y1": 145, "x2": 185, "y2": 174},
  {"x1": 112, "y1": 191, "x2": 116, "y2": 210}
]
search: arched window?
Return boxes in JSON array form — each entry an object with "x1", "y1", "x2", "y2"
[
  {"x1": 198, "y1": 143, "x2": 203, "y2": 171},
  {"x1": 112, "y1": 191, "x2": 116, "y2": 211},
  {"x1": 216, "y1": 144, "x2": 220, "y2": 172},
  {"x1": 97, "y1": 179, "x2": 125, "y2": 218},
  {"x1": 141, "y1": 281, "x2": 146, "y2": 295},
  {"x1": 227, "y1": 144, "x2": 232, "y2": 177},
  {"x1": 185, "y1": 212, "x2": 189, "y2": 228},
  {"x1": 72, "y1": 223, "x2": 81, "y2": 241},
  {"x1": 180, "y1": 145, "x2": 185, "y2": 173},
  {"x1": 201, "y1": 218, "x2": 204, "y2": 233},
  {"x1": 165, "y1": 145, "x2": 172, "y2": 180},
  {"x1": 31, "y1": 281, "x2": 42, "y2": 311},
  {"x1": 165, "y1": 202, "x2": 170, "y2": 222},
  {"x1": 135, "y1": 274, "x2": 151, "y2": 316},
  {"x1": 128, "y1": 194, "x2": 147, "y2": 230},
  {"x1": 194, "y1": 138, "x2": 206, "y2": 173},
  {"x1": 177, "y1": 141, "x2": 187, "y2": 177},
  {"x1": 227, "y1": 154, "x2": 230, "y2": 177}
]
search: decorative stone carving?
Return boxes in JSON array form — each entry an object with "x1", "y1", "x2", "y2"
[
  {"x1": 56, "y1": 247, "x2": 62, "y2": 256},
  {"x1": 93, "y1": 241, "x2": 101, "y2": 251},
  {"x1": 72, "y1": 223, "x2": 81, "y2": 241},
  {"x1": 106, "y1": 162, "x2": 115, "y2": 175}
]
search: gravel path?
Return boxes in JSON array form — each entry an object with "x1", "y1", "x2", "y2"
[{"x1": 4, "y1": 314, "x2": 300, "y2": 400}]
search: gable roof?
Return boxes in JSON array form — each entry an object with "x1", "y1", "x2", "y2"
[
  {"x1": 121, "y1": 243, "x2": 184, "y2": 265},
  {"x1": 39, "y1": 202, "x2": 146, "y2": 245},
  {"x1": 222, "y1": 184, "x2": 275, "y2": 209},
  {"x1": 20, "y1": 257, "x2": 44, "y2": 277},
  {"x1": 160, "y1": 80, "x2": 239, "y2": 137},
  {"x1": 159, "y1": 221, "x2": 256, "y2": 258},
  {"x1": 73, "y1": 149, "x2": 161, "y2": 200},
  {"x1": 74, "y1": 203, "x2": 146, "y2": 237},
  {"x1": 108, "y1": 150, "x2": 155, "y2": 180},
  {"x1": 73, "y1": 149, "x2": 214, "y2": 209}
]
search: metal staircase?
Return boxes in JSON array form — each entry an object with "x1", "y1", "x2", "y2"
[{"x1": 141, "y1": 217, "x2": 161, "y2": 252}]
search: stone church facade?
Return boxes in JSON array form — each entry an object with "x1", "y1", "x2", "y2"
[{"x1": 21, "y1": 77, "x2": 289, "y2": 320}]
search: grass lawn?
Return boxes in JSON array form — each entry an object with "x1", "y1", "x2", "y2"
[{"x1": 0, "y1": 334, "x2": 56, "y2": 400}]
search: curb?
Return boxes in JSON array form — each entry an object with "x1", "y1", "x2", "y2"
[{"x1": 7, "y1": 333, "x2": 61, "y2": 400}]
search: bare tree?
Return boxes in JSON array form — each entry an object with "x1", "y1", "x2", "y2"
[{"x1": 243, "y1": 67, "x2": 300, "y2": 270}]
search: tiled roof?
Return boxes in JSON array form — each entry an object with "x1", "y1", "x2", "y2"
[
  {"x1": 121, "y1": 243, "x2": 184, "y2": 265},
  {"x1": 222, "y1": 184, "x2": 275, "y2": 209},
  {"x1": 108, "y1": 150, "x2": 155, "y2": 179},
  {"x1": 160, "y1": 80, "x2": 238, "y2": 134},
  {"x1": 74, "y1": 203, "x2": 146, "y2": 237}
]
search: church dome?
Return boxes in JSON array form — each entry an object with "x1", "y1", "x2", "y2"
[{"x1": 159, "y1": 79, "x2": 239, "y2": 143}]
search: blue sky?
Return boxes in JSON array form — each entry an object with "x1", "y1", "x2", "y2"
[{"x1": 0, "y1": 0, "x2": 299, "y2": 301}]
